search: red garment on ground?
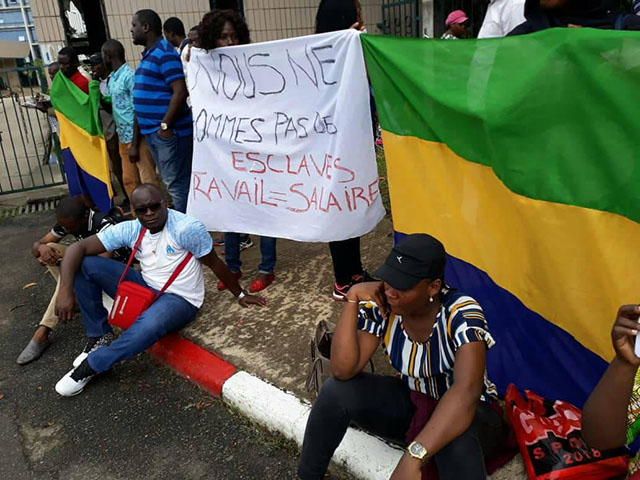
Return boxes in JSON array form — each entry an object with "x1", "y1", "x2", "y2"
[
  {"x1": 404, "y1": 391, "x2": 518, "y2": 480},
  {"x1": 70, "y1": 71, "x2": 89, "y2": 93}
]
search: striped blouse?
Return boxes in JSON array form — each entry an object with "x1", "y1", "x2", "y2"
[{"x1": 358, "y1": 288, "x2": 498, "y2": 402}]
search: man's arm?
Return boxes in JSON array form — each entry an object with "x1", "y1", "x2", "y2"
[
  {"x1": 198, "y1": 249, "x2": 268, "y2": 307},
  {"x1": 582, "y1": 305, "x2": 640, "y2": 450},
  {"x1": 391, "y1": 342, "x2": 487, "y2": 480},
  {"x1": 129, "y1": 116, "x2": 141, "y2": 163},
  {"x1": 160, "y1": 78, "x2": 188, "y2": 134},
  {"x1": 32, "y1": 231, "x2": 63, "y2": 265},
  {"x1": 55, "y1": 236, "x2": 108, "y2": 321},
  {"x1": 582, "y1": 357, "x2": 637, "y2": 449}
]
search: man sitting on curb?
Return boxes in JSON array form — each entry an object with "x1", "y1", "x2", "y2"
[
  {"x1": 54, "y1": 184, "x2": 267, "y2": 396},
  {"x1": 17, "y1": 196, "x2": 126, "y2": 365}
]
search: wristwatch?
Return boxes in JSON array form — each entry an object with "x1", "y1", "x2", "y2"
[
  {"x1": 160, "y1": 122, "x2": 169, "y2": 131},
  {"x1": 237, "y1": 289, "x2": 249, "y2": 300},
  {"x1": 407, "y1": 441, "x2": 429, "y2": 463}
]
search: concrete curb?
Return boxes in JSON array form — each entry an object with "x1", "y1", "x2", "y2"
[
  {"x1": 149, "y1": 333, "x2": 236, "y2": 396},
  {"x1": 148, "y1": 334, "x2": 404, "y2": 479}
]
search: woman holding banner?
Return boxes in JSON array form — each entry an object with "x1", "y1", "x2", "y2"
[
  {"x1": 198, "y1": 9, "x2": 277, "y2": 294},
  {"x1": 315, "y1": 0, "x2": 375, "y2": 302}
]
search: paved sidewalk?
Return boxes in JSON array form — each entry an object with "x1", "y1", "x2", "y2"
[{"x1": 188, "y1": 220, "x2": 395, "y2": 398}]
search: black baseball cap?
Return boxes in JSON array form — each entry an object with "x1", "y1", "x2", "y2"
[
  {"x1": 373, "y1": 234, "x2": 446, "y2": 291},
  {"x1": 88, "y1": 53, "x2": 103, "y2": 65}
]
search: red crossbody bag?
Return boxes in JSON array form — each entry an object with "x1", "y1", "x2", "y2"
[{"x1": 108, "y1": 227, "x2": 193, "y2": 330}]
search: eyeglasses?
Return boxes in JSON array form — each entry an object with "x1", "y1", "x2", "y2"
[{"x1": 134, "y1": 202, "x2": 162, "y2": 216}]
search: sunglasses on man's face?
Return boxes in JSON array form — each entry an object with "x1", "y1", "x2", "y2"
[{"x1": 134, "y1": 202, "x2": 162, "y2": 216}]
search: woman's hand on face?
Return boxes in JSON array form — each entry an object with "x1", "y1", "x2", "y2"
[
  {"x1": 612, "y1": 304, "x2": 640, "y2": 367},
  {"x1": 346, "y1": 281, "x2": 389, "y2": 316}
]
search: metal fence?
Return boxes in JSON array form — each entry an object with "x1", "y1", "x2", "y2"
[
  {"x1": 0, "y1": 66, "x2": 66, "y2": 195},
  {"x1": 379, "y1": 0, "x2": 422, "y2": 37}
]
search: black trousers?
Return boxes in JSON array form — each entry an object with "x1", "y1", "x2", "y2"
[
  {"x1": 298, "y1": 373, "x2": 503, "y2": 480},
  {"x1": 329, "y1": 237, "x2": 363, "y2": 285}
]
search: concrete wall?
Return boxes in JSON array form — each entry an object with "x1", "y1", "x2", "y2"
[
  {"x1": 102, "y1": 0, "x2": 209, "y2": 67},
  {"x1": 245, "y1": 0, "x2": 383, "y2": 43},
  {"x1": 31, "y1": 0, "x2": 64, "y2": 45}
]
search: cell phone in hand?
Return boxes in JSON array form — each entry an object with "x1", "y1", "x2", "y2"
[{"x1": 634, "y1": 332, "x2": 640, "y2": 358}]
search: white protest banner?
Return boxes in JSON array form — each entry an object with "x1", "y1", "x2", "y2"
[{"x1": 186, "y1": 29, "x2": 385, "y2": 242}]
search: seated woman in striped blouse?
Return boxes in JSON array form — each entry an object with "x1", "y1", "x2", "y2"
[{"x1": 298, "y1": 233, "x2": 502, "y2": 480}]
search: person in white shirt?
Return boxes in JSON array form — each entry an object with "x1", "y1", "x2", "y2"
[
  {"x1": 53, "y1": 184, "x2": 267, "y2": 396},
  {"x1": 478, "y1": 0, "x2": 526, "y2": 38}
]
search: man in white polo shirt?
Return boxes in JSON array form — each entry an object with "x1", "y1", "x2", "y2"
[
  {"x1": 478, "y1": 0, "x2": 526, "y2": 38},
  {"x1": 54, "y1": 183, "x2": 266, "y2": 396}
]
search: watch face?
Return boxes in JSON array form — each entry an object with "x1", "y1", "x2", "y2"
[{"x1": 410, "y1": 442, "x2": 425, "y2": 457}]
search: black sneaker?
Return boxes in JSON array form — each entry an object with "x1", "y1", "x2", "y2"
[
  {"x1": 73, "y1": 332, "x2": 115, "y2": 368},
  {"x1": 70, "y1": 358, "x2": 96, "y2": 382}
]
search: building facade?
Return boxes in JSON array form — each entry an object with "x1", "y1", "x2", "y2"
[
  {"x1": 0, "y1": 0, "x2": 38, "y2": 60},
  {"x1": 32, "y1": 0, "x2": 387, "y2": 67}
]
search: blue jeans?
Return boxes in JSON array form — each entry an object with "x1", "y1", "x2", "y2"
[
  {"x1": 73, "y1": 256, "x2": 198, "y2": 373},
  {"x1": 223, "y1": 233, "x2": 276, "y2": 274},
  {"x1": 145, "y1": 131, "x2": 193, "y2": 213}
]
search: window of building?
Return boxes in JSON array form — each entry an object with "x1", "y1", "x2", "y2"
[
  {"x1": 57, "y1": 0, "x2": 109, "y2": 56},
  {"x1": 209, "y1": 0, "x2": 244, "y2": 16}
]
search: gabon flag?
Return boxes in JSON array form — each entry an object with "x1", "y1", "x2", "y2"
[
  {"x1": 362, "y1": 28, "x2": 640, "y2": 407},
  {"x1": 51, "y1": 72, "x2": 113, "y2": 212}
]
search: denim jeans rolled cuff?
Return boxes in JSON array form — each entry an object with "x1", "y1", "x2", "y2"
[
  {"x1": 257, "y1": 236, "x2": 277, "y2": 274},
  {"x1": 145, "y1": 132, "x2": 193, "y2": 213},
  {"x1": 223, "y1": 232, "x2": 242, "y2": 273},
  {"x1": 224, "y1": 233, "x2": 277, "y2": 274}
]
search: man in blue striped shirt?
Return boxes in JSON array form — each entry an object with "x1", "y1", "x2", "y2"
[{"x1": 130, "y1": 9, "x2": 192, "y2": 213}]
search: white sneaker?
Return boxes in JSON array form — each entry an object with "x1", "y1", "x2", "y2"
[
  {"x1": 72, "y1": 352, "x2": 88, "y2": 368},
  {"x1": 55, "y1": 361, "x2": 95, "y2": 397}
]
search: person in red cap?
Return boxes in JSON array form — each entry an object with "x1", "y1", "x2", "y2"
[{"x1": 442, "y1": 10, "x2": 470, "y2": 39}]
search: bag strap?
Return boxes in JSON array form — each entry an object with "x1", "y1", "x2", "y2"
[
  {"x1": 117, "y1": 227, "x2": 147, "y2": 287},
  {"x1": 155, "y1": 251, "x2": 193, "y2": 298}
]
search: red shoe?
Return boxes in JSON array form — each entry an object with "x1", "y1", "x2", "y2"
[
  {"x1": 217, "y1": 271, "x2": 242, "y2": 291},
  {"x1": 249, "y1": 273, "x2": 275, "y2": 293}
]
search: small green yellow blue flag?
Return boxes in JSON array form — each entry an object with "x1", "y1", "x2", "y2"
[{"x1": 51, "y1": 72, "x2": 112, "y2": 212}]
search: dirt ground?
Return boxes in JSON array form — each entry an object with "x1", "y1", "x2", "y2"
[{"x1": 184, "y1": 218, "x2": 527, "y2": 480}]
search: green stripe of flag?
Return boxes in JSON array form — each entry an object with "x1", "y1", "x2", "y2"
[
  {"x1": 50, "y1": 73, "x2": 103, "y2": 138},
  {"x1": 362, "y1": 29, "x2": 640, "y2": 223}
]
